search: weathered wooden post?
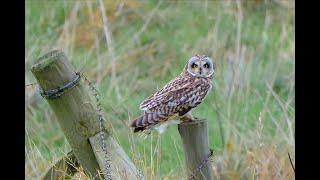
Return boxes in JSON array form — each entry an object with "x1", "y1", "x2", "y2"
[
  {"x1": 31, "y1": 50, "x2": 141, "y2": 179},
  {"x1": 178, "y1": 119, "x2": 213, "y2": 180}
]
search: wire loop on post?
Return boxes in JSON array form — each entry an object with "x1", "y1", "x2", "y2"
[
  {"x1": 39, "y1": 73, "x2": 81, "y2": 99},
  {"x1": 189, "y1": 149, "x2": 214, "y2": 179}
]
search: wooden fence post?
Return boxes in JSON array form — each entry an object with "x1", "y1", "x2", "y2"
[
  {"x1": 31, "y1": 50, "x2": 141, "y2": 179},
  {"x1": 178, "y1": 119, "x2": 213, "y2": 180}
]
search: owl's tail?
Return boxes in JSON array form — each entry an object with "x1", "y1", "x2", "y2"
[{"x1": 130, "y1": 112, "x2": 167, "y2": 133}]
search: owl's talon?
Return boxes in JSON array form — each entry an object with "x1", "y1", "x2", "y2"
[
  {"x1": 193, "y1": 117, "x2": 201, "y2": 120},
  {"x1": 180, "y1": 117, "x2": 193, "y2": 122}
]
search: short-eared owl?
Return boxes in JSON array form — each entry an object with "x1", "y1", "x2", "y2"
[{"x1": 130, "y1": 55, "x2": 215, "y2": 134}]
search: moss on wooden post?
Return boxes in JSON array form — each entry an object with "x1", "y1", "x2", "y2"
[{"x1": 178, "y1": 119, "x2": 213, "y2": 180}]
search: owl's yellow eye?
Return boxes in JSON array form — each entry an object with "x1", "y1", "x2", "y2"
[
  {"x1": 191, "y1": 63, "x2": 198, "y2": 68},
  {"x1": 204, "y1": 63, "x2": 209, "y2": 68}
]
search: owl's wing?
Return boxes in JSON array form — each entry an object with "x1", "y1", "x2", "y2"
[
  {"x1": 140, "y1": 78, "x2": 210, "y2": 113},
  {"x1": 139, "y1": 76, "x2": 191, "y2": 111},
  {"x1": 160, "y1": 81, "x2": 210, "y2": 110}
]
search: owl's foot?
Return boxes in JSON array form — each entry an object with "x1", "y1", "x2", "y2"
[
  {"x1": 180, "y1": 113, "x2": 194, "y2": 122},
  {"x1": 192, "y1": 117, "x2": 201, "y2": 120}
]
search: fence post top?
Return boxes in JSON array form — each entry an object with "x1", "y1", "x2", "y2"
[
  {"x1": 31, "y1": 49, "x2": 66, "y2": 72},
  {"x1": 179, "y1": 119, "x2": 207, "y2": 126}
]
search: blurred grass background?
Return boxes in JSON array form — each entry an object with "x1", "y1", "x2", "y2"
[{"x1": 25, "y1": 0, "x2": 295, "y2": 179}]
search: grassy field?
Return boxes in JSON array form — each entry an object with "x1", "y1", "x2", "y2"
[{"x1": 25, "y1": 1, "x2": 295, "y2": 179}]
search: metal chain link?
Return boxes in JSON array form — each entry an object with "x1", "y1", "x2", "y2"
[
  {"x1": 137, "y1": 169, "x2": 144, "y2": 180},
  {"x1": 80, "y1": 72, "x2": 145, "y2": 180},
  {"x1": 39, "y1": 73, "x2": 81, "y2": 99},
  {"x1": 80, "y1": 72, "x2": 112, "y2": 180},
  {"x1": 188, "y1": 149, "x2": 214, "y2": 180}
]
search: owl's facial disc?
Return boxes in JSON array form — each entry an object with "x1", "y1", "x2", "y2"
[{"x1": 187, "y1": 55, "x2": 215, "y2": 77}]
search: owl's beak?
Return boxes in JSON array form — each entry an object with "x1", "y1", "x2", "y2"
[{"x1": 199, "y1": 67, "x2": 202, "y2": 75}]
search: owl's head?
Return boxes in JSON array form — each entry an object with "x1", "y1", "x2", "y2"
[{"x1": 184, "y1": 55, "x2": 215, "y2": 78}]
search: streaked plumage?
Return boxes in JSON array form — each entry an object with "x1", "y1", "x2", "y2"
[{"x1": 130, "y1": 55, "x2": 215, "y2": 134}]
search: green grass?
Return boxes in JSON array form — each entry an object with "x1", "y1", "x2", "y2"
[{"x1": 25, "y1": 1, "x2": 295, "y2": 179}]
